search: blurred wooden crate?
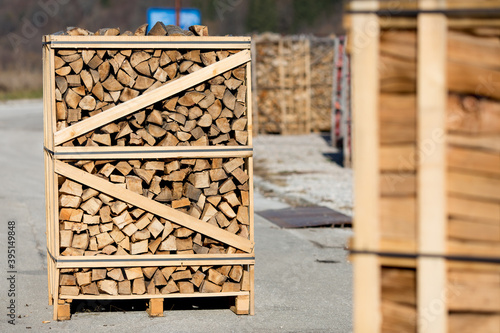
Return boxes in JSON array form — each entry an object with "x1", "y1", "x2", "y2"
[{"x1": 347, "y1": 1, "x2": 500, "y2": 332}]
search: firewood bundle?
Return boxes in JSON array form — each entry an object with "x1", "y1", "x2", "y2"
[
  {"x1": 54, "y1": 37, "x2": 248, "y2": 147},
  {"x1": 44, "y1": 25, "x2": 255, "y2": 320},
  {"x1": 254, "y1": 34, "x2": 311, "y2": 134},
  {"x1": 58, "y1": 157, "x2": 250, "y2": 256},
  {"x1": 254, "y1": 34, "x2": 337, "y2": 134},
  {"x1": 310, "y1": 38, "x2": 334, "y2": 133},
  {"x1": 59, "y1": 264, "x2": 251, "y2": 296}
]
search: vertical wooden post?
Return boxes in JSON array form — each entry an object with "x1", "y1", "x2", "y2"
[
  {"x1": 250, "y1": 37, "x2": 259, "y2": 136},
  {"x1": 331, "y1": 37, "x2": 340, "y2": 147},
  {"x1": 246, "y1": 58, "x2": 256, "y2": 316},
  {"x1": 249, "y1": 264, "x2": 255, "y2": 315},
  {"x1": 278, "y1": 39, "x2": 287, "y2": 135},
  {"x1": 304, "y1": 38, "x2": 312, "y2": 134},
  {"x1": 350, "y1": 1, "x2": 381, "y2": 332},
  {"x1": 417, "y1": 1, "x2": 447, "y2": 332},
  {"x1": 341, "y1": 37, "x2": 351, "y2": 167},
  {"x1": 42, "y1": 41, "x2": 53, "y2": 306}
]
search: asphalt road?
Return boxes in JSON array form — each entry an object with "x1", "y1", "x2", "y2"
[{"x1": 0, "y1": 100, "x2": 353, "y2": 332}]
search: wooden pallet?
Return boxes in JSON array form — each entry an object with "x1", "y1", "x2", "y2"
[
  {"x1": 348, "y1": 1, "x2": 500, "y2": 332},
  {"x1": 43, "y1": 34, "x2": 255, "y2": 320}
]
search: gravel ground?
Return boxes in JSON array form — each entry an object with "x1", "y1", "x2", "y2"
[{"x1": 253, "y1": 134, "x2": 354, "y2": 216}]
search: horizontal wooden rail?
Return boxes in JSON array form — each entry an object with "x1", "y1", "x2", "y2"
[
  {"x1": 52, "y1": 253, "x2": 255, "y2": 268},
  {"x1": 52, "y1": 146, "x2": 253, "y2": 160},
  {"x1": 44, "y1": 35, "x2": 251, "y2": 49},
  {"x1": 60, "y1": 291, "x2": 249, "y2": 300}
]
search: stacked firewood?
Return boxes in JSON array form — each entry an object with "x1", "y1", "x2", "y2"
[
  {"x1": 58, "y1": 157, "x2": 250, "y2": 256},
  {"x1": 50, "y1": 25, "x2": 255, "y2": 304},
  {"x1": 54, "y1": 24, "x2": 248, "y2": 147},
  {"x1": 254, "y1": 34, "x2": 337, "y2": 134},
  {"x1": 310, "y1": 38, "x2": 334, "y2": 133},
  {"x1": 254, "y1": 35, "x2": 282, "y2": 134},
  {"x1": 59, "y1": 264, "x2": 251, "y2": 296}
]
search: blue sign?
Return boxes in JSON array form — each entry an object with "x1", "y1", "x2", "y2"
[{"x1": 147, "y1": 7, "x2": 201, "y2": 31}]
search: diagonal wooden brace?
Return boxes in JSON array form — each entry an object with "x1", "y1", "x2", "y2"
[{"x1": 54, "y1": 160, "x2": 253, "y2": 253}]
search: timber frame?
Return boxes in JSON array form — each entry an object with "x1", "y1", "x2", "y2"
[
  {"x1": 348, "y1": 0, "x2": 500, "y2": 332},
  {"x1": 43, "y1": 35, "x2": 255, "y2": 320}
]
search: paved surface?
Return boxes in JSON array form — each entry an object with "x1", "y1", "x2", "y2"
[{"x1": 0, "y1": 100, "x2": 353, "y2": 332}]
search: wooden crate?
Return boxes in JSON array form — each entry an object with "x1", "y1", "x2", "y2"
[
  {"x1": 347, "y1": 1, "x2": 500, "y2": 332},
  {"x1": 253, "y1": 34, "x2": 312, "y2": 134},
  {"x1": 43, "y1": 34, "x2": 255, "y2": 320}
]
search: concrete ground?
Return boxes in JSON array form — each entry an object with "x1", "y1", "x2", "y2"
[{"x1": 0, "y1": 100, "x2": 353, "y2": 332}]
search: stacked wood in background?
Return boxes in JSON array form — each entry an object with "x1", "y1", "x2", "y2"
[
  {"x1": 348, "y1": 1, "x2": 500, "y2": 332},
  {"x1": 310, "y1": 38, "x2": 335, "y2": 133},
  {"x1": 254, "y1": 34, "x2": 344, "y2": 135},
  {"x1": 44, "y1": 24, "x2": 255, "y2": 321}
]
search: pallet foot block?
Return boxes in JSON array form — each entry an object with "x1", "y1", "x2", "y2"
[
  {"x1": 43, "y1": 24, "x2": 255, "y2": 321},
  {"x1": 347, "y1": 1, "x2": 500, "y2": 332},
  {"x1": 230, "y1": 295, "x2": 250, "y2": 315},
  {"x1": 147, "y1": 299, "x2": 164, "y2": 317},
  {"x1": 57, "y1": 301, "x2": 71, "y2": 321}
]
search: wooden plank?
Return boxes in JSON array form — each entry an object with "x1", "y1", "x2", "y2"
[
  {"x1": 48, "y1": 45, "x2": 61, "y2": 311},
  {"x1": 448, "y1": 195, "x2": 500, "y2": 223},
  {"x1": 47, "y1": 35, "x2": 251, "y2": 49},
  {"x1": 380, "y1": 173, "x2": 416, "y2": 196},
  {"x1": 347, "y1": 16, "x2": 500, "y2": 30},
  {"x1": 278, "y1": 40, "x2": 287, "y2": 134},
  {"x1": 448, "y1": 268, "x2": 500, "y2": 312},
  {"x1": 417, "y1": 1, "x2": 448, "y2": 332},
  {"x1": 448, "y1": 170, "x2": 500, "y2": 202},
  {"x1": 341, "y1": 39, "x2": 351, "y2": 167},
  {"x1": 250, "y1": 38, "x2": 258, "y2": 136},
  {"x1": 54, "y1": 50, "x2": 251, "y2": 145},
  {"x1": 59, "y1": 291, "x2": 249, "y2": 300},
  {"x1": 43, "y1": 43, "x2": 54, "y2": 305},
  {"x1": 449, "y1": 314, "x2": 500, "y2": 333},
  {"x1": 447, "y1": 238, "x2": 500, "y2": 258},
  {"x1": 246, "y1": 61, "x2": 255, "y2": 249},
  {"x1": 381, "y1": 197, "x2": 417, "y2": 249},
  {"x1": 54, "y1": 161, "x2": 253, "y2": 253},
  {"x1": 379, "y1": 94, "x2": 416, "y2": 144},
  {"x1": 249, "y1": 264, "x2": 255, "y2": 316},
  {"x1": 53, "y1": 146, "x2": 253, "y2": 160},
  {"x1": 447, "y1": 94, "x2": 500, "y2": 136},
  {"x1": 331, "y1": 37, "x2": 340, "y2": 147},
  {"x1": 380, "y1": 238, "x2": 417, "y2": 254},
  {"x1": 55, "y1": 254, "x2": 255, "y2": 268},
  {"x1": 448, "y1": 146, "x2": 500, "y2": 176},
  {"x1": 380, "y1": 145, "x2": 416, "y2": 172},
  {"x1": 304, "y1": 39, "x2": 312, "y2": 134},
  {"x1": 348, "y1": 0, "x2": 500, "y2": 12},
  {"x1": 448, "y1": 134, "x2": 500, "y2": 152},
  {"x1": 448, "y1": 219, "x2": 500, "y2": 243},
  {"x1": 53, "y1": 268, "x2": 59, "y2": 321},
  {"x1": 350, "y1": 1, "x2": 381, "y2": 332}
]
